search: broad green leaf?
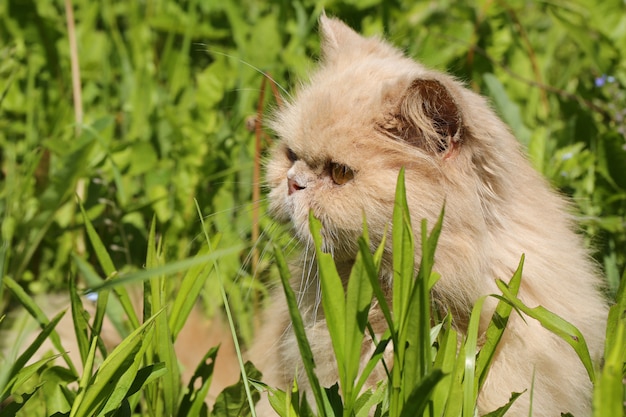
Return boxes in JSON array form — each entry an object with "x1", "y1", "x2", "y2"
[
  {"x1": 3, "y1": 354, "x2": 62, "y2": 401},
  {"x1": 0, "y1": 388, "x2": 39, "y2": 417},
  {"x1": 41, "y1": 365, "x2": 79, "y2": 414},
  {"x1": 178, "y1": 346, "x2": 219, "y2": 417},
  {"x1": 124, "y1": 363, "x2": 168, "y2": 399},
  {"x1": 251, "y1": 380, "x2": 291, "y2": 417},
  {"x1": 213, "y1": 361, "x2": 262, "y2": 417}
]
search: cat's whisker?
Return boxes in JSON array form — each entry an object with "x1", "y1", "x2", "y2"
[{"x1": 197, "y1": 46, "x2": 292, "y2": 100}]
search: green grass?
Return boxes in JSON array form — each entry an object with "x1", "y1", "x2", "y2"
[{"x1": 1, "y1": 0, "x2": 625, "y2": 416}]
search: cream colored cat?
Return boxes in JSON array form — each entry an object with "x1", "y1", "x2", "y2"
[{"x1": 251, "y1": 15, "x2": 608, "y2": 416}]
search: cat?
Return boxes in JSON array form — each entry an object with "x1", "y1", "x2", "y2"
[{"x1": 249, "y1": 15, "x2": 608, "y2": 416}]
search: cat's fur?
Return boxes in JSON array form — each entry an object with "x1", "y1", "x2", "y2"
[{"x1": 250, "y1": 16, "x2": 607, "y2": 416}]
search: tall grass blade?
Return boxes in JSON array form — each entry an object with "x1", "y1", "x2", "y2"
[
  {"x1": 3, "y1": 277, "x2": 77, "y2": 374},
  {"x1": 481, "y1": 391, "x2": 525, "y2": 417},
  {"x1": 344, "y1": 233, "x2": 374, "y2": 409},
  {"x1": 79, "y1": 201, "x2": 140, "y2": 335},
  {"x1": 78, "y1": 200, "x2": 116, "y2": 276},
  {"x1": 462, "y1": 296, "x2": 487, "y2": 417},
  {"x1": 475, "y1": 255, "x2": 524, "y2": 390},
  {"x1": 390, "y1": 168, "x2": 414, "y2": 417},
  {"x1": 70, "y1": 312, "x2": 160, "y2": 417},
  {"x1": 86, "y1": 245, "x2": 244, "y2": 292},
  {"x1": 392, "y1": 168, "x2": 414, "y2": 332},
  {"x1": 309, "y1": 212, "x2": 346, "y2": 385},
  {"x1": 195, "y1": 199, "x2": 257, "y2": 417},
  {"x1": 495, "y1": 279, "x2": 595, "y2": 382},
  {"x1": 357, "y1": 238, "x2": 393, "y2": 336},
  {"x1": 273, "y1": 242, "x2": 331, "y2": 417},
  {"x1": 431, "y1": 314, "x2": 458, "y2": 417},
  {"x1": 169, "y1": 244, "x2": 216, "y2": 339},
  {"x1": 0, "y1": 311, "x2": 65, "y2": 402},
  {"x1": 593, "y1": 273, "x2": 625, "y2": 416},
  {"x1": 69, "y1": 274, "x2": 91, "y2": 365},
  {"x1": 75, "y1": 334, "x2": 98, "y2": 401},
  {"x1": 142, "y1": 216, "x2": 179, "y2": 415},
  {"x1": 398, "y1": 369, "x2": 445, "y2": 417}
]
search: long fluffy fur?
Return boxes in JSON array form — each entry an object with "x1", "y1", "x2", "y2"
[{"x1": 252, "y1": 16, "x2": 607, "y2": 416}]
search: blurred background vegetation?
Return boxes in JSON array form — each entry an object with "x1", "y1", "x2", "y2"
[{"x1": 1, "y1": 0, "x2": 625, "y2": 344}]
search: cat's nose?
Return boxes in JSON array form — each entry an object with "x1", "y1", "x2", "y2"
[{"x1": 287, "y1": 177, "x2": 305, "y2": 195}]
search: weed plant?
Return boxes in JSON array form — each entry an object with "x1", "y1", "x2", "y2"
[{"x1": 1, "y1": 1, "x2": 625, "y2": 416}]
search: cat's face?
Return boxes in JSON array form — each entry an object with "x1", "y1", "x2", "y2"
[{"x1": 266, "y1": 16, "x2": 499, "y2": 262}]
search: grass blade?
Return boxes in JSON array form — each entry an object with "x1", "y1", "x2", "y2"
[
  {"x1": 431, "y1": 314, "x2": 458, "y2": 417},
  {"x1": 70, "y1": 312, "x2": 159, "y2": 417},
  {"x1": 273, "y1": 242, "x2": 331, "y2": 417},
  {"x1": 309, "y1": 212, "x2": 346, "y2": 387},
  {"x1": 475, "y1": 255, "x2": 524, "y2": 389},
  {"x1": 398, "y1": 369, "x2": 445, "y2": 417},
  {"x1": 169, "y1": 244, "x2": 216, "y2": 339},
  {"x1": 463, "y1": 296, "x2": 487, "y2": 417},
  {"x1": 69, "y1": 274, "x2": 91, "y2": 365},
  {"x1": 86, "y1": 245, "x2": 244, "y2": 292},
  {"x1": 495, "y1": 279, "x2": 595, "y2": 382},
  {"x1": 392, "y1": 168, "x2": 414, "y2": 332},
  {"x1": 344, "y1": 237, "x2": 374, "y2": 405},
  {"x1": 593, "y1": 273, "x2": 625, "y2": 416},
  {"x1": 3, "y1": 277, "x2": 77, "y2": 374}
]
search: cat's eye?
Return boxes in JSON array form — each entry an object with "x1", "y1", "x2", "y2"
[
  {"x1": 330, "y1": 162, "x2": 354, "y2": 185},
  {"x1": 286, "y1": 148, "x2": 298, "y2": 163}
]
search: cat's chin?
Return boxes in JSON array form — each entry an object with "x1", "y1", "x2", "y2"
[{"x1": 290, "y1": 223, "x2": 361, "y2": 266}]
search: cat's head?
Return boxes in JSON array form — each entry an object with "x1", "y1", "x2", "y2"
[{"x1": 266, "y1": 16, "x2": 516, "y2": 263}]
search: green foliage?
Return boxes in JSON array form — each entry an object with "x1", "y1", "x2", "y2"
[{"x1": 0, "y1": 0, "x2": 625, "y2": 416}]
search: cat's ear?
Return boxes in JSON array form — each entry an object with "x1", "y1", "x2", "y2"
[
  {"x1": 319, "y1": 14, "x2": 363, "y2": 60},
  {"x1": 382, "y1": 78, "x2": 463, "y2": 157}
]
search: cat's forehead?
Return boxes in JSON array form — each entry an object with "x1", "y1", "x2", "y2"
[{"x1": 276, "y1": 60, "x2": 421, "y2": 156}]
